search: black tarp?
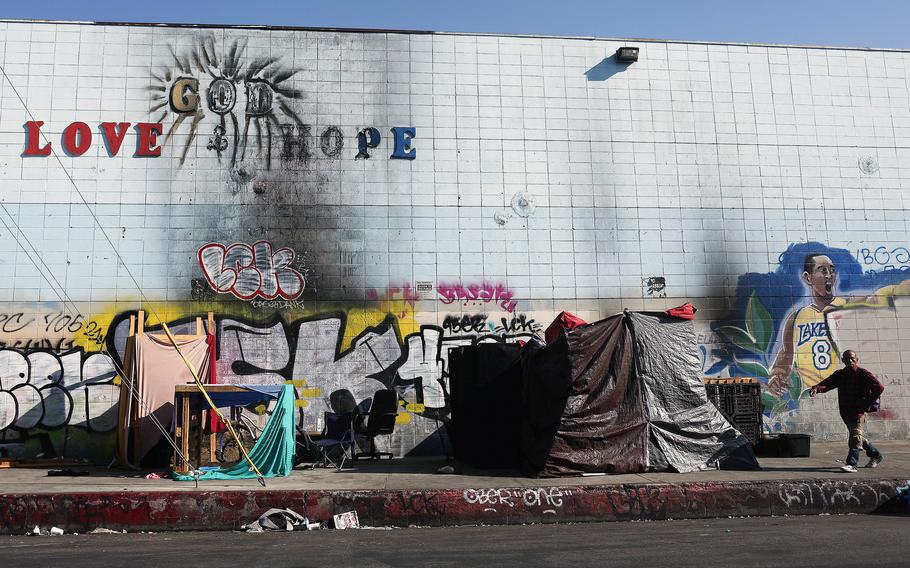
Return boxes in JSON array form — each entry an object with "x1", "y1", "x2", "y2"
[
  {"x1": 448, "y1": 343, "x2": 524, "y2": 468},
  {"x1": 522, "y1": 311, "x2": 758, "y2": 476}
]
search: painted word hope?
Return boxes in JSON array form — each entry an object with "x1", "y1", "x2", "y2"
[
  {"x1": 23, "y1": 121, "x2": 163, "y2": 157},
  {"x1": 198, "y1": 241, "x2": 306, "y2": 300}
]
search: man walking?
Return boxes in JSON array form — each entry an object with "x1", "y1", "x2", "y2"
[{"x1": 810, "y1": 350, "x2": 884, "y2": 472}]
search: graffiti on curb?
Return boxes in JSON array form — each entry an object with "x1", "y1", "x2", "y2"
[
  {"x1": 775, "y1": 480, "x2": 893, "y2": 511},
  {"x1": 463, "y1": 488, "x2": 572, "y2": 514}
]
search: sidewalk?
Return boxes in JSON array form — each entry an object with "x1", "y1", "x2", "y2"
[{"x1": 1, "y1": 441, "x2": 908, "y2": 533}]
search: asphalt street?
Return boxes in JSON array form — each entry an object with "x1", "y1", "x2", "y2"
[{"x1": 2, "y1": 514, "x2": 908, "y2": 568}]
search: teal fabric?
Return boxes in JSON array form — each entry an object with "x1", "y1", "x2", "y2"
[{"x1": 173, "y1": 384, "x2": 296, "y2": 481}]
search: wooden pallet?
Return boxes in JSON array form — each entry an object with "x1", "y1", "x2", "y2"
[{"x1": 0, "y1": 458, "x2": 86, "y2": 469}]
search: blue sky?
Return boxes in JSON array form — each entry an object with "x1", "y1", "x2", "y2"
[{"x1": 4, "y1": 1, "x2": 910, "y2": 49}]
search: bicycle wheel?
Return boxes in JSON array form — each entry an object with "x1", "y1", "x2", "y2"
[{"x1": 216, "y1": 421, "x2": 257, "y2": 466}]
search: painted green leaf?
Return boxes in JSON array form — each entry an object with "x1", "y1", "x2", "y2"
[
  {"x1": 761, "y1": 392, "x2": 778, "y2": 414},
  {"x1": 733, "y1": 359, "x2": 770, "y2": 379},
  {"x1": 771, "y1": 398, "x2": 789, "y2": 417},
  {"x1": 788, "y1": 371, "x2": 803, "y2": 401},
  {"x1": 716, "y1": 326, "x2": 759, "y2": 353},
  {"x1": 745, "y1": 292, "x2": 773, "y2": 354}
]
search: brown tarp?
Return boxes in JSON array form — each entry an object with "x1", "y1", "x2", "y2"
[{"x1": 522, "y1": 311, "x2": 757, "y2": 477}]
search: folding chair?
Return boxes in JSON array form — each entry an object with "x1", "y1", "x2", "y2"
[{"x1": 307, "y1": 411, "x2": 355, "y2": 471}]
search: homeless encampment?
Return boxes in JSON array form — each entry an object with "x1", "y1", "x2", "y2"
[{"x1": 449, "y1": 310, "x2": 758, "y2": 476}]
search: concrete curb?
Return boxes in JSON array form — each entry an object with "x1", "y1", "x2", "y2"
[{"x1": 1, "y1": 478, "x2": 907, "y2": 534}]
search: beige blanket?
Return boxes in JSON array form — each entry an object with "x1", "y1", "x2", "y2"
[{"x1": 133, "y1": 333, "x2": 211, "y2": 463}]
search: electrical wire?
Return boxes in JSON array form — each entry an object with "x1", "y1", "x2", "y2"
[
  {"x1": 0, "y1": 63, "x2": 170, "y2": 330},
  {"x1": 0, "y1": 62, "x2": 258, "y2": 478},
  {"x1": 0, "y1": 204, "x2": 197, "y2": 472}
]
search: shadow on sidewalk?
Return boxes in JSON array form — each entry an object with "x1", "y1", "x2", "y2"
[
  {"x1": 311, "y1": 458, "x2": 529, "y2": 478},
  {"x1": 757, "y1": 466, "x2": 850, "y2": 474}
]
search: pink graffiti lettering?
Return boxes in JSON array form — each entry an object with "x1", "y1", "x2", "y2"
[
  {"x1": 436, "y1": 282, "x2": 518, "y2": 313},
  {"x1": 367, "y1": 282, "x2": 420, "y2": 317},
  {"x1": 197, "y1": 241, "x2": 305, "y2": 300},
  {"x1": 367, "y1": 283, "x2": 420, "y2": 308}
]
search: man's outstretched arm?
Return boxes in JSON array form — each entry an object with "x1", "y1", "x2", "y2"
[
  {"x1": 768, "y1": 312, "x2": 797, "y2": 397},
  {"x1": 810, "y1": 371, "x2": 839, "y2": 396}
]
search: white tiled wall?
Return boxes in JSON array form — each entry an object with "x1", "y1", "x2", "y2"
[{"x1": 0, "y1": 21, "x2": 908, "y2": 454}]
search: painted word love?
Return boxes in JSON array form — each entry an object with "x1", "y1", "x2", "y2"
[
  {"x1": 22, "y1": 121, "x2": 163, "y2": 157},
  {"x1": 436, "y1": 282, "x2": 518, "y2": 313},
  {"x1": 197, "y1": 241, "x2": 306, "y2": 300}
]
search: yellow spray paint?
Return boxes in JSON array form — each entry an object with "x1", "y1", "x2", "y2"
[{"x1": 341, "y1": 297, "x2": 420, "y2": 350}]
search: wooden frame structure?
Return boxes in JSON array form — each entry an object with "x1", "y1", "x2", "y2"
[{"x1": 116, "y1": 310, "x2": 216, "y2": 469}]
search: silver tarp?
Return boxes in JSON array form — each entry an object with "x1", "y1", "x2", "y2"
[{"x1": 629, "y1": 311, "x2": 753, "y2": 473}]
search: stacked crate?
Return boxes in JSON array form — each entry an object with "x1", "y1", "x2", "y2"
[{"x1": 703, "y1": 378, "x2": 762, "y2": 446}]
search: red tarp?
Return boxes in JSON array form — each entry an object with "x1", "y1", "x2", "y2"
[
  {"x1": 544, "y1": 311, "x2": 588, "y2": 344},
  {"x1": 665, "y1": 303, "x2": 696, "y2": 320}
]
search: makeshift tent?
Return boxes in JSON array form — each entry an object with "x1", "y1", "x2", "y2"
[
  {"x1": 522, "y1": 310, "x2": 758, "y2": 476},
  {"x1": 116, "y1": 311, "x2": 215, "y2": 467},
  {"x1": 448, "y1": 343, "x2": 524, "y2": 468},
  {"x1": 173, "y1": 384, "x2": 296, "y2": 481}
]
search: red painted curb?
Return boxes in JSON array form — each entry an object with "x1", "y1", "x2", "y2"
[{"x1": 0, "y1": 478, "x2": 906, "y2": 533}]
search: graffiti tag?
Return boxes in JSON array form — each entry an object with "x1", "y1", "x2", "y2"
[
  {"x1": 442, "y1": 314, "x2": 541, "y2": 335},
  {"x1": 437, "y1": 282, "x2": 518, "y2": 313},
  {"x1": 198, "y1": 241, "x2": 306, "y2": 300},
  {"x1": 463, "y1": 488, "x2": 572, "y2": 512},
  {"x1": 857, "y1": 246, "x2": 910, "y2": 274},
  {"x1": 0, "y1": 349, "x2": 118, "y2": 432}
]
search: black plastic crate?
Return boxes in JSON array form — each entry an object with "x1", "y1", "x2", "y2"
[
  {"x1": 704, "y1": 378, "x2": 763, "y2": 446},
  {"x1": 736, "y1": 422, "x2": 762, "y2": 446}
]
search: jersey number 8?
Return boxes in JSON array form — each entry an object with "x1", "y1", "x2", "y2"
[{"x1": 812, "y1": 340, "x2": 832, "y2": 371}]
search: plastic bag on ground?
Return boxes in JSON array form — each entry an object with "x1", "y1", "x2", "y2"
[{"x1": 242, "y1": 508, "x2": 307, "y2": 532}]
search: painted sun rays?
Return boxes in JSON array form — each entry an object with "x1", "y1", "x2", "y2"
[{"x1": 148, "y1": 36, "x2": 304, "y2": 168}]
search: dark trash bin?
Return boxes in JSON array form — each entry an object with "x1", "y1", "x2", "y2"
[{"x1": 779, "y1": 433, "x2": 811, "y2": 457}]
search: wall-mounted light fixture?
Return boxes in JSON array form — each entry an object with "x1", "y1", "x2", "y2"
[{"x1": 616, "y1": 46, "x2": 639, "y2": 63}]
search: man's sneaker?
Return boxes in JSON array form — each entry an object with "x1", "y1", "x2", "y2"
[
  {"x1": 866, "y1": 456, "x2": 884, "y2": 468},
  {"x1": 840, "y1": 464, "x2": 858, "y2": 473}
]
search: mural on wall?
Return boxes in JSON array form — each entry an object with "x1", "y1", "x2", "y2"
[
  {"x1": 106, "y1": 310, "x2": 539, "y2": 428},
  {"x1": 151, "y1": 36, "x2": 304, "y2": 168},
  {"x1": 4, "y1": 238, "x2": 910, "y2": 461},
  {"x1": 707, "y1": 242, "x2": 910, "y2": 430},
  {"x1": 150, "y1": 35, "x2": 416, "y2": 172},
  {"x1": 0, "y1": 298, "x2": 541, "y2": 461},
  {"x1": 0, "y1": 348, "x2": 120, "y2": 461}
]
